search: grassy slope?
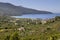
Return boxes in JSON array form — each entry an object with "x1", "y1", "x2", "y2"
[{"x1": 0, "y1": 17, "x2": 60, "y2": 40}]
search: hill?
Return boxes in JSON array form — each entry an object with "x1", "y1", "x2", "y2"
[{"x1": 0, "y1": 2, "x2": 53, "y2": 16}]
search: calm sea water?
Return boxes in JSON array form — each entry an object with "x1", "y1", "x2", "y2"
[{"x1": 13, "y1": 14, "x2": 60, "y2": 19}]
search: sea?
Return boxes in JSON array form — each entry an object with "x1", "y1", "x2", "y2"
[{"x1": 13, "y1": 13, "x2": 60, "y2": 19}]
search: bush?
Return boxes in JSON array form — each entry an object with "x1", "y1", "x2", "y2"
[
  {"x1": 5, "y1": 35, "x2": 10, "y2": 40},
  {"x1": 10, "y1": 32, "x2": 19, "y2": 40}
]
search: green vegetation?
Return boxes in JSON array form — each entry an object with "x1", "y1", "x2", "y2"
[{"x1": 0, "y1": 16, "x2": 60, "y2": 40}]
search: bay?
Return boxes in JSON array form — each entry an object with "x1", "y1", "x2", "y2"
[{"x1": 13, "y1": 13, "x2": 60, "y2": 19}]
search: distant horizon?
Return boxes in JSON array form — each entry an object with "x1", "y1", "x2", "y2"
[{"x1": 0, "y1": 0, "x2": 60, "y2": 13}]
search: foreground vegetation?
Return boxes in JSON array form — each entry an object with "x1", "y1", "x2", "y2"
[{"x1": 0, "y1": 16, "x2": 60, "y2": 40}]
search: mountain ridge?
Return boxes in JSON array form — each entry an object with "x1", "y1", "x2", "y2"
[{"x1": 0, "y1": 2, "x2": 53, "y2": 16}]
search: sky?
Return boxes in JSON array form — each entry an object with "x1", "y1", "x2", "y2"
[{"x1": 0, "y1": 0, "x2": 60, "y2": 13}]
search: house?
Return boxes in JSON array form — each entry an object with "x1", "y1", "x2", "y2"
[
  {"x1": 18, "y1": 27, "x2": 25, "y2": 31},
  {"x1": 41, "y1": 20, "x2": 47, "y2": 24}
]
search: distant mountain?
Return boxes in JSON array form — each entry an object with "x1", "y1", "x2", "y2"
[{"x1": 0, "y1": 2, "x2": 53, "y2": 16}]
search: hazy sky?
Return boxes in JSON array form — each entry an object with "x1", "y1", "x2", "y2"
[{"x1": 0, "y1": 0, "x2": 60, "y2": 13}]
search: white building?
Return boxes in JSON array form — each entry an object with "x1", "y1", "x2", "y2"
[
  {"x1": 18, "y1": 27, "x2": 25, "y2": 31},
  {"x1": 41, "y1": 20, "x2": 47, "y2": 24}
]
